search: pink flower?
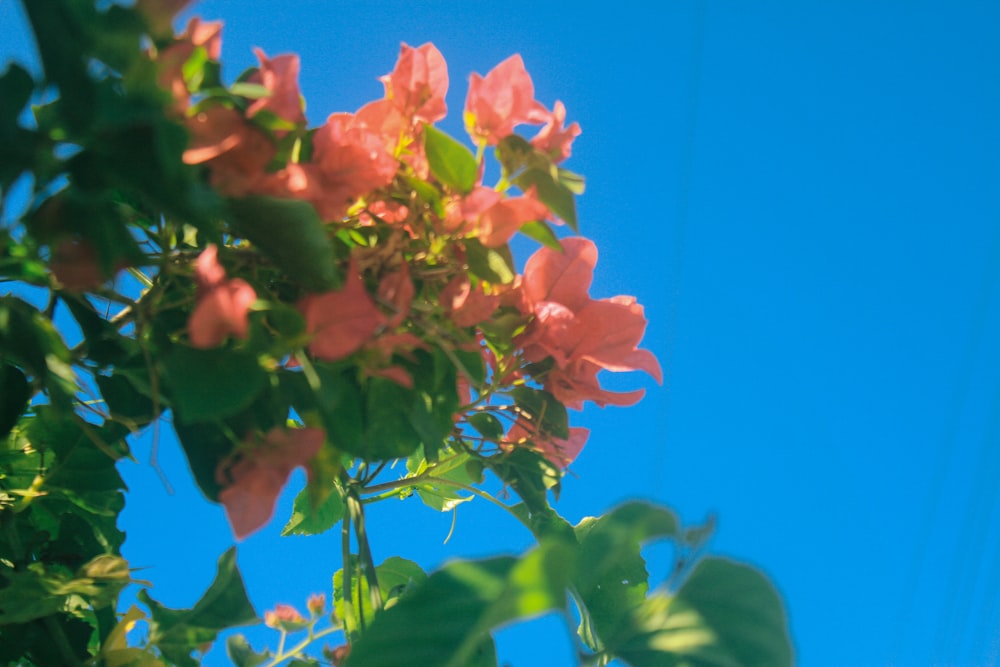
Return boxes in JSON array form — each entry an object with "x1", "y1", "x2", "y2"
[
  {"x1": 216, "y1": 427, "x2": 325, "y2": 539},
  {"x1": 506, "y1": 420, "x2": 590, "y2": 468},
  {"x1": 440, "y1": 275, "x2": 499, "y2": 327},
  {"x1": 299, "y1": 258, "x2": 387, "y2": 361},
  {"x1": 278, "y1": 112, "x2": 397, "y2": 221},
  {"x1": 307, "y1": 593, "x2": 326, "y2": 617},
  {"x1": 183, "y1": 106, "x2": 276, "y2": 196},
  {"x1": 517, "y1": 238, "x2": 662, "y2": 409},
  {"x1": 246, "y1": 48, "x2": 306, "y2": 126},
  {"x1": 465, "y1": 54, "x2": 547, "y2": 145},
  {"x1": 377, "y1": 262, "x2": 414, "y2": 328},
  {"x1": 448, "y1": 186, "x2": 550, "y2": 247},
  {"x1": 264, "y1": 603, "x2": 307, "y2": 630},
  {"x1": 380, "y1": 42, "x2": 448, "y2": 124},
  {"x1": 188, "y1": 245, "x2": 257, "y2": 349},
  {"x1": 531, "y1": 101, "x2": 581, "y2": 163}
]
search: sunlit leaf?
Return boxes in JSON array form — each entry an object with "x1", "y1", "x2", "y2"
[
  {"x1": 424, "y1": 125, "x2": 478, "y2": 193},
  {"x1": 605, "y1": 557, "x2": 793, "y2": 667},
  {"x1": 281, "y1": 483, "x2": 345, "y2": 536},
  {"x1": 141, "y1": 548, "x2": 258, "y2": 667},
  {"x1": 344, "y1": 543, "x2": 572, "y2": 667},
  {"x1": 465, "y1": 238, "x2": 515, "y2": 285},
  {"x1": 333, "y1": 556, "x2": 427, "y2": 640}
]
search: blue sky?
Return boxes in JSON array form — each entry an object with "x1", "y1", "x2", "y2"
[{"x1": 4, "y1": 1, "x2": 1000, "y2": 665}]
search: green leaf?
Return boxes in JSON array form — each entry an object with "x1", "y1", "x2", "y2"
[
  {"x1": 0, "y1": 296, "x2": 76, "y2": 409},
  {"x1": 141, "y1": 548, "x2": 258, "y2": 667},
  {"x1": 0, "y1": 365, "x2": 30, "y2": 440},
  {"x1": 172, "y1": 420, "x2": 236, "y2": 501},
  {"x1": 0, "y1": 555, "x2": 131, "y2": 625},
  {"x1": 606, "y1": 557, "x2": 793, "y2": 667},
  {"x1": 229, "y1": 196, "x2": 340, "y2": 290},
  {"x1": 281, "y1": 484, "x2": 345, "y2": 536},
  {"x1": 411, "y1": 452, "x2": 477, "y2": 512},
  {"x1": 516, "y1": 168, "x2": 578, "y2": 231},
  {"x1": 229, "y1": 82, "x2": 272, "y2": 99},
  {"x1": 280, "y1": 366, "x2": 365, "y2": 456},
  {"x1": 511, "y1": 386, "x2": 569, "y2": 439},
  {"x1": 572, "y1": 503, "x2": 681, "y2": 644},
  {"x1": 226, "y1": 635, "x2": 271, "y2": 667},
  {"x1": 424, "y1": 124, "x2": 478, "y2": 194},
  {"x1": 0, "y1": 64, "x2": 33, "y2": 135},
  {"x1": 96, "y1": 372, "x2": 157, "y2": 427},
  {"x1": 558, "y1": 167, "x2": 586, "y2": 195},
  {"x1": 162, "y1": 345, "x2": 267, "y2": 423},
  {"x1": 519, "y1": 220, "x2": 562, "y2": 250},
  {"x1": 488, "y1": 448, "x2": 562, "y2": 517},
  {"x1": 468, "y1": 412, "x2": 504, "y2": 440},
  {"x1": 464, "y1": 238, "x2": 515, "y2": 285},
  {"x1": 344, "y1": 543, "x2": 572, "y2": 667},
  {"x1": 333, "y1": 556, "x2": 427, "y2": 640}
]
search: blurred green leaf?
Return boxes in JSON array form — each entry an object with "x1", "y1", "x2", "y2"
[
  {"x1": 226, "y1": 635, "x2": 271, "y2": 667},
  {"x1": 519, "y1": 220, "x2": 562, "y2": 250},
  {"x1": 468, "y1": 412, "x2": 504, "y2": 440},
  {"x1": 424, "y1": 125, "x2": 478, "y2": 194},
  {"x1": 96, "y1": 372, "x2": 157, "y2": 427},
  {"x1": 229, "y1": 196, "x2": 340, "y2": 291},
  {"x1": 605, "y1": 557, "x2": 793, "y2": 667},
  {"x1": 511, "y1": 386, "x2": 569, "y2": 439},
  {"x1": 141, "y1": 548, "x2": 258, "y2": 667},
  {"x1": 516, "y1": 168, "x2": 578, "y2": 231},
  {"x1": 333, "y1": 556, "x2": 427, "y2": 640},
  {"x1": 162, "y1": 345, "x2": 267, "y2": 423},
  {"x1": 488, "y1": 447, "x2": 561, "y2": 516},
  {"x1": 344, "y1": 543, "x2": 572, "y2": 667},
  {"x1": 465, "y1": 238, "x2": 515, "y2": 285},
  {"x1": 229, "y1": 82, "x2": 272, "y2": 99},
  {"x1": 0, "y1": 365, "x2": 30, "y2": 440},
  {"x1": 572, "y1": 503, "x2": 681, "y2": 644}
]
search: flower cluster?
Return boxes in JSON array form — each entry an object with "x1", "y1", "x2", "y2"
[{"x1": 148, "y1": 22, "x2": 657, "y2": 539}]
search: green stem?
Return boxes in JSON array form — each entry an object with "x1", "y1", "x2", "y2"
[
  {"x1": 340, "y1": 504, "x2": 354, "y2": 643},
  {"x1": 262, "y1": 625, "x2": 342, "y2": 667},
  {"x1": 348, "y1": 491, "x2": 383, "y2": 614},
  {"x1": 363, "y1": 474, "x2": 530, "y2": 531}
]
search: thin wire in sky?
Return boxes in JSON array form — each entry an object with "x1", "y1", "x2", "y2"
[
  {"x1": 653, "y1": 0, "x2": 707, "y2": 493},
  {"x1": 891, "y1": 210, "x2": 1000, "y2": 663}
]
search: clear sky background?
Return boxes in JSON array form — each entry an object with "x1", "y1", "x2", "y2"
[{"x1": 4, "y1": 1, "x2": 1000, "y2": 665}]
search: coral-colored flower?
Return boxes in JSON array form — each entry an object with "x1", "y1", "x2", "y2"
[
  {"x1": 440, "y1": 275, "x2": 499, "y2": 327},
  {"x1": 506, "y1": 420, "x2": 590, "y2": 468},
  {"x1": 531, "y1": 100, "x2": 581, "y2": 163},
  {"x1": 264, "y1": 603, "x2": 307, "y2": 631},
  {"x1": 188, "y1": 245, "x2": 257, "y2": 349},
  {"x1": 377, "y1": 262, "x2": 414, "y2": 328},
  {"x1": 448, "y1": 186, "x2": 550, "y2": 247},
  {"x1": 246, "y1": 48, "x2": 306, "y2": 126},
  {"x1": 299, "y1": 259, "x2": 387, "y2": 361},
  {"x1": 380, "y1": 42, "x2": 448, "y2": 124},
  {"x1": 307, "y1": 593, "x2": 326, "y2": 617},
  {"x1": 283, "y1": 112, "x2": 398, "y2": 221},
  {"x1": 465, "y1": 54, "x2": 547, "y2": 145},
  {"x1": 183, "y1": 106, "x2": 276, "y2": 196},
  {"x1": 216, "y1": 427, "x2": 325, "y2": 539},
  {"x1": 517, "y1": 238, "x2": 662, "y2": 409}
]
